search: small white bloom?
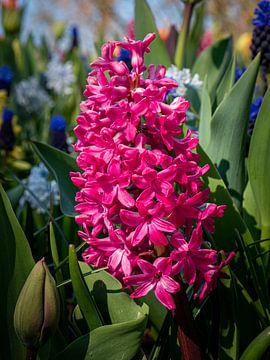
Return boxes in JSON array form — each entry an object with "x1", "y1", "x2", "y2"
[
  {"x1": 45, "y1": 58, "x2": 75, "y2": 96},
  {"x1": 166, "y1": 66, "x2": 203, "y2": 98},
  {"x1": 16, "y1": 77, "x2": 53, "y2": 114},
  {"x1": 19, "y1": 163, "x2": 60, "y2": 214}
]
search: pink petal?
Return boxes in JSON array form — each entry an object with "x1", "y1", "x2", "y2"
[
  {"x1": 148, "y1": 224, "x2": 168, "y2": 246},
  {"x1": 183, "y1": 257, "x2": 197, "y2": 285},
  {"x1": 130, "y1": 280, "x2": 156, "y2": 298},
  {"x1": 160, "y1": 275, "x2": 180, "y2": 293},
  {"x1": 152, "y1": 218, "x2": 176, "y2": 233},
  {"x1": 120, "y1": 210, "x2": 143, "y2": 227},
  {"x1": 133, "y1": 222, "x2": 148, "y2": 245},
  {"x1": 118, "y1": 188, "x2": 135, "y2": 208},
  {"x1": 137, "y1": 259, "x2": 156, "y2": 274},
  {"x1": 154, "y1": 282, "x2": 176, "y2": 310}
]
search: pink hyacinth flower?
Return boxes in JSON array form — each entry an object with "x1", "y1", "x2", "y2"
[{"x1": 124, "y1": 257, "x2": 180, "y2": 310}]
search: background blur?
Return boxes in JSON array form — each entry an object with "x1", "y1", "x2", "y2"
[{"x1": 0, "y1": 0, "x2": 256, "y2": 56}]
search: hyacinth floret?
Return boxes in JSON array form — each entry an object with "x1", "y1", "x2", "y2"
[
  {"x1": 252, "y1": 0, "x2": 270, "y2": 27},
  {"x1": 71, "y1": 33, "x2": 234, "y2": 309}
]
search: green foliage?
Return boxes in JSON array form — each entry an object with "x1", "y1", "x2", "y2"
[
  {"x1": 135, "y1": 0, "x2": 171, "y2": 67},
  {"x1": 192, "y1": 37, "x2": 233, "y2": 103},
  {"x1": 54, "y1": 262, "x2": 148, "y2": 360},
  {"x1": 31, "y1": 141, "x2": 79, "y2": 217},
  {"x1": 0, "y1": 184, "x2": 34, "y2": 360},
  {"x1": 240, "y1": 327, "x2": 270, "y2": 360},
  {"x1": 203, "y1": 54, "x2": 260, "y2": 209},
  {"x1": 248, "y1": 89, "x2": 270, "y2": 241}
]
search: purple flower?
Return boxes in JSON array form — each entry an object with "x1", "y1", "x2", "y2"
[{"x1": 252, "y1": 0, "x2": 270, "y2": 27}]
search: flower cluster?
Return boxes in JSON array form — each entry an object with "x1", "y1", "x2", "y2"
[
  {"x1": 45, "y1": 58, "x2": 75, "y2": 96},
  {"x1": 15, "y1": 77, "x2": 53, "y2": 114},
  {"x1": 71, "y1": 34, "x2": 234, "y2": 309},
  {"x1": 165, "y1": 66, "x2": 202, "y2": 98},
  {"x1": 20, "y1": 163, "x2": 59, "y2": 214}
]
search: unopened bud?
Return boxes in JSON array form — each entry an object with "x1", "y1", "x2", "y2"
[
  {"x1": 2, "y1": 7, "x2": 22, "y2": 35},
  {"x1": 14, "y1": 258, "x2": 60, "y2": 349}
]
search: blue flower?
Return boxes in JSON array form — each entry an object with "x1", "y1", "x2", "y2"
[
  {"x1": 71, "y1": 25, "x2": 79, "y2": 48},
  {"x1": 49, "y1": 115, "x2": 70, "y2": 153},
  {"x1": 0, "y1": 108, "x2": 15, "y2": 150},
  {"x1": 117, "y1": 48, "x2": 132, "y2": 71},
  {"x1": 50, "y1": 114, "x2": 67, "y2": 132},
  {"x1": 248, "y1": 96, "x2": 263, "y2": 136},
  {"x1": 252, "y1": 0, "x2": 270, "y2": 27},
  {"x1": 0, "y1": 65, "x2": 14, "y2": 94},
  {"x1": 235, "y1": 67, "x2": 246, "y2": 82}
]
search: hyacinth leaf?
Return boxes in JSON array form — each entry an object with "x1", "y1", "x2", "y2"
[
  {"x1": 0, "y1": 184, "x2": 35, "y2": 360},
  {"x1": 185, "y1": 3, "x2": 205, "y2": 68},
  {"x1": 31, "y1": 141, "x2": 79, "y2": 217},
  {"x1": 79, "y1": 262, "x2": 149, "y2": 325},
  {"x1": 215, "y1": 55, "x2": 236, "y2": 107},
  {"x1": 192, "y1": 37, "x2": 232, "y2": 103},
  {"x1": 54, "y1": 262, "x2": 148, "y2": 360},
  {"x1": 135, "y1": 0, "x2": 171, "y2": 67},
  {"x1": 218, "y1": 267, "x2": 239, "y2": 360},
  {"x1": 54, "y1": 311, "x2": 148, "y2": 360},
  {"x1": 199, "y1": 79, "x2": 212, "y2": 149},
  {"x1": 239, "y1": 327, "x2": 270, "y2": 360},
  {"x1": 7, "y1": 184, "x2": 24, "y2": 209},
  {"x1": 248, "y1": 89, "x2": 270, "y2": 242},
  {"x1": 198, "y1": 145, "x2": 270, "y2": 317},
  {"x1": 69, "y1": 245, "x2": 103, "y2": 331},
  {"x1": 205, "y1": 54, "x2": 260, "y2": 210},
  {"x1": 243, "y1": 182, "x2": 261, "y2": 240}
]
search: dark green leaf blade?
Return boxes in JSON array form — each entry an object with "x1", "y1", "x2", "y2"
[
  {"x1": 31, "y1": 141, "x2": 79, "y2": 217},
  {"x1": 135, "y1": 0, "x2": 171, "y2": 67},
  {"x1": 0, "y1": 184, "x2": 35, "y2": 360},
  {"x1": 206, "y1": 54, "x2": 260, "y2": 209}
]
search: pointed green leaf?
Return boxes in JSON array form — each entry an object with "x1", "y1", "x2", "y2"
[
  {"x1": 54, "y1": 262, "x2": 148, "y2": 360},
  {"x1": 198, "y1": 145, "x2": 270, "y2": 317},
  {"x1": 54, "y1": 308, "x2": 148, "y2": 360},
  {"x1": 248, "y1": 89, "x2": 270, "y2": 240},
  {"x1": 192, "y1": 37, "x2": 232, "y2": 103},
  {"x1": 243, "y1": 182, "x2": 261, "y2": 240},
  {"x1": 206, "y1": 54, "x2": 260, "y2": 209},
  {"x1": 0, "y1": 184, "x2": 35, "y2": 360},
  {"x1": 240, "y1": 327, "x2": 270, "y2": 360},
  {"x1": 215, "y1": 55, "x2": 236, "y2": 106},
  {"x1": 135, "y1": 0, "x2": 171, "y2": 67},
  {"x1": 69, "y1": 245, "x2": 103, "y2": 331},
  {"x1": 199, "y1": 80, "x2": 212, "y2": 149},
  {"x1": 31, "y1": 141, "x2": 79, "y2": 217}
]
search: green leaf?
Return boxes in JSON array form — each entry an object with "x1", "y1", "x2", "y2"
[
  {"x1": 198, "y1": 145, "x2": 270, "y2": 318},
  {"x1": 205, "y1": 54, "x2": 260, "y2": 209},
  {"x1": 240, "y1": 327, "x2": 270, "y2": 360},
  {"x1": 31, "y1": 141, "x2": 79, "y2": 217},
  {"x1": 0, "y1": 183, "x2": 35, "y2": 360},
  {"x1": 185, "y1": 3, "x2": 205, "y2": 68},
  {"x1": 54, "y1": 263, "x2": 148, "y2": 360},
  {"x1": 199, "y1": 80, "x2": 212, "y2": 149},
  {"x1": 69, "y1": 245, "x2": 103, "y2": 331},
  {"x1": 248, "y1": 89, "x2": 270, "y2": 241},
  {"x1": 80, "y1": 262, "x2": 147, "y2": 324},
  {"x1": 215, "y1": 55, "x2": 236, "y2": 106},
  {"x1": 243, "y1": 182, "x2": 261, "y2": 240},
  {"x1": 218, "y1": 268, "x2": 239, "y2": 360},
  {"x1": 135, "y1": 0, "x2": 171, "y2": 67},
  {"x1": 192, "y1": 37, "x2": 232, "y2": 103},
  {"x1": 54, "y1": 308, "x2": 148, "y2": 360}
]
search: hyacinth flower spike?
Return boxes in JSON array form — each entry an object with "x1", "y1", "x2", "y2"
[{"x1": 71, "y1": 33, "x2": 234, "y2": 360}]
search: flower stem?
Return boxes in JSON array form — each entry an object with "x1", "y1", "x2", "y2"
[
  {"x1": 175, "y1": 2, "x2": 194, "y2": 69},
  {"x1": 173, "y1": 286, "x2": 203, "y2": 360},
  {"x1": 26, "y1": 348, "x2": 38, "y2": 360}
]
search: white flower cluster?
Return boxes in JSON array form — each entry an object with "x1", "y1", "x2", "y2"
[
  {"x1": 166, "y1": 66, "x2": 203, "y2": 98},
  {"x1": 45, "y1": 58, "x2": 75, "y2": 96},
  {"x1": 15, "y1": 78, "x2": 53, "y2": 114},
  {"x1": 19, "y1": 163, "x2": 60, "y2": 214}
]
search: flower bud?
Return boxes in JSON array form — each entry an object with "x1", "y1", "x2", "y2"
[
  {"x1": 14, "y1": 258, "x2": 60, "y2": 349},
  {"x1": 2, "y1": 7, "x2": 22, "y2": 36}
]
